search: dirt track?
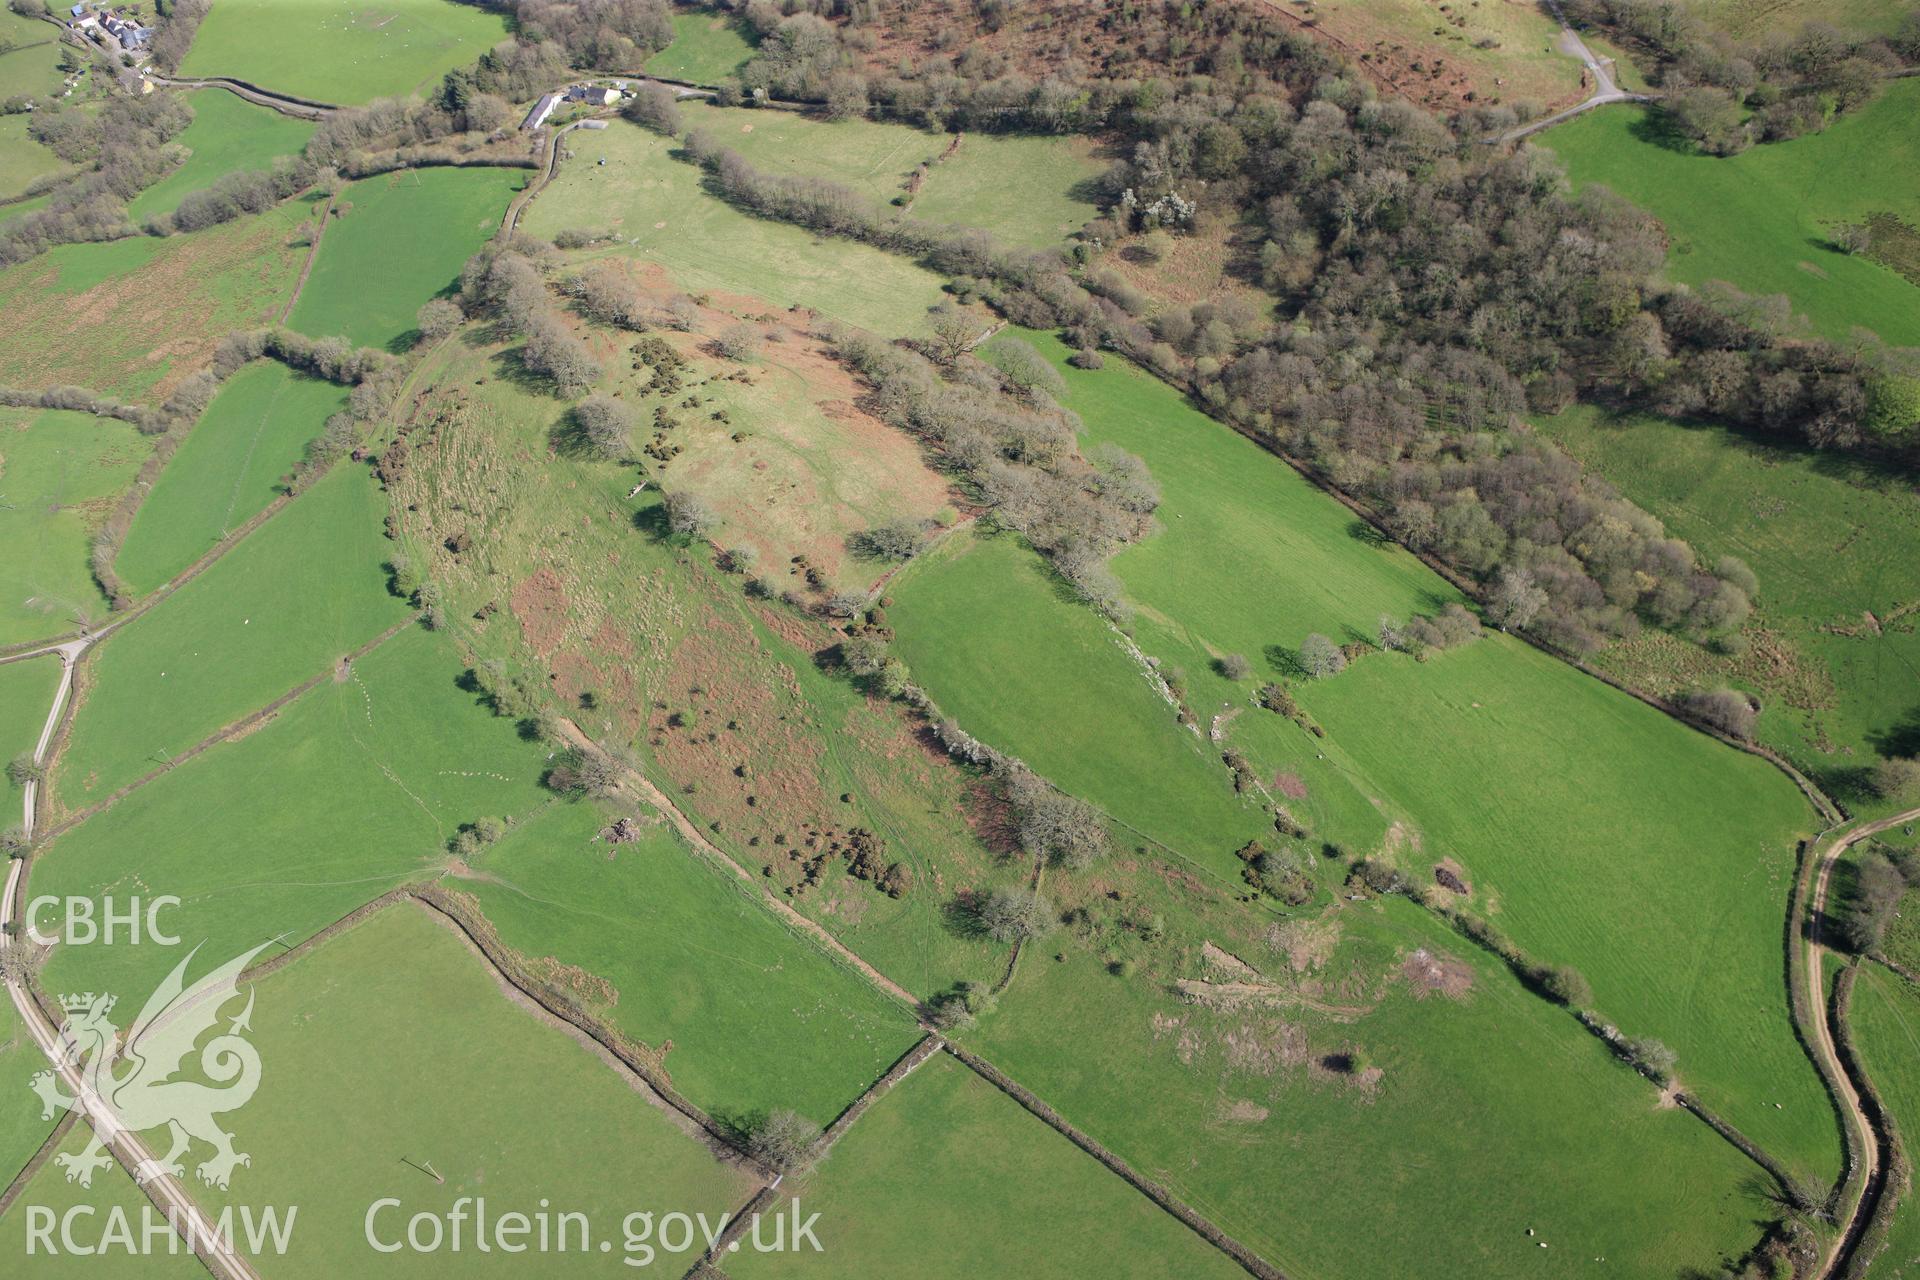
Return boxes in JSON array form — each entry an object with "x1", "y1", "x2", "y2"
[{"x1": 1806, "y1": 808, "x2": 1920, "y2": 1278}]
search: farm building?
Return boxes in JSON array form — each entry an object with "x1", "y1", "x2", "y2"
[
  {"x1": 521, "y1": 92, "x2": 560, "y2": 132},
  {"x1": 565, "y1": 84, "x2": 620, "y2": 107}
]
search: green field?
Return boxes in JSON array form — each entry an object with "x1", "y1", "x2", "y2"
[
  {"x1": 0, "y1": 651, "x2": 58, "y2": 780},
  {"x1": 971, "y1": 887, "x2": 1773, "y2": 1280},
  {"x1": 128, "y1": 90, "x2": 315, "y2": 224},
  {"x1": 192, "y1": 901, "x2": 756, "y2": 1278},
  {"x1": 0, "y1": 408, "x2": 152, "y2": 645},
  {"x1": 0, "y1": 1127, "x2": 208, "y2": 1278},
  {"x1": 1670, "y1": 0, "x2": 1912, "y2": 36},
  {"x1": 0, "y1": 991, "x2": 58, "y2": 1192},
  {"x1": 675, "y1": 101, "x2": 1105, "y2": 249},
  {"x1": 55, "y1": 464, "x2": 409, "y2": 809},
  {"x1": 1544, "y1": 405, "x2": 1920, "y2": 812},
  {"x1": 730, "y1": 1052, "x2": 1246, "y2": 1280},
  {"x1": 178, "y1": 0, "x2": 510, "y2": 107},
  {"x1": 889, "y1": 528, "x2": 1271, "y2": 879},
  {"x1": 646, "y1": 7, "x2": 756, "y2": 84},
  {"x1": 1849, "y1": 965, "x2": 1920, "y2": 1278},
  {"x1": 115, "y1": 362, "x2": 349, "y2": 594},
  {"x1": 1547, "y1": 81, "x2": 1920, "y2": 345},
  {"x1": 0, "y1": 8, "x2": 67, "y2": 104},
  {"x1": 0, "y1": 114, "x2": 64, "y2": 203},
  {"x1": 460, "y1": 800, "x2": 924, "y2": 1129},
  {"x1": 1305, "y1": 634, "x2": 1834, "y2": 1178},
  {"x1": 927, "y1": 338, "x2": 1836, "y2": 1179},
  {"x1": 522, "y1": 121, "x2": 946, "y2": 335},
  {"x1": 289, "y1": 167, "x2": 521, "y2": 351},
  {"x1": 37, "y1": 621, "x2": 550, "y2": 1003}
]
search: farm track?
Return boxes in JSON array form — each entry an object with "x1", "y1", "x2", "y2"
[
  {"x1": 1805, "y1": 808, "x2": 1920, "y2": 1278},
  {"x1": 554, "y1": 717, "x2": 922, "y2": 1009}
]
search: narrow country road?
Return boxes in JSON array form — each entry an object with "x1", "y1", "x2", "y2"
[
  {"x1": 1806, "y1": 807, "x2": 1920, "y2": 1279},
  {"x1": 4, "y1": 633, "x2": 261, "y2": 1280},
  {"x1": 1491, "y1": 0, "x2": 1655, "y2": 143}
]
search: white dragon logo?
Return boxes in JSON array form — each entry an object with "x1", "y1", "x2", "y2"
[{"x1": 30, "y1": 941, "x2": 272, "y2": 1191}]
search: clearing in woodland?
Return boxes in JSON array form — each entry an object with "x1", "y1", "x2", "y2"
[
  {"x1": 1546, "y1": 80, "x2": 1920, "y2": 345},
  {"x1": 674, "y1": 99, "x2": 1106, "y2": 249},
  {"x1": 646, "y1": 7, "x2": 758, "y2": 84}
]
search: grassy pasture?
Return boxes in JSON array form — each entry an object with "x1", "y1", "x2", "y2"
[
  {"x1": 0, "y1": 8, "x2": 67, "y2": 103},
  {"x1": 127, "y1": 90, "x2": 315, "y2": 224},
  {"x1": 647, "y1": 7, "x2": 757, "y2": 83},
  {"x1": 191, "y1": 902, "x2": 756, "y2": 1279},
  {"x1": 178, "y1": 0, "x2": 511, "y2": 107},
  {"x1": 0, "y1": 1127, "x2": 208, "y2": 1278},
  {"x1": 1546, "y1": 81, "x2": 1920, "y2": 344},
  {"x1": 114, "y1": 362, "x2": 349, "y2": 595},
  {"x1": 1304, "y1": 636, "x2": 1834, "y2": 1177},
  {"x1": 0, "y1": 408, "x2": 151, "y2": 645},
  {"x1": 1011, "y1": 329, "x2": 1450, "y2": 656},
  {"x1": 36, "y1": 622, "x2": 551, "y2": 1004},
  {"x1": 1670, "y1": 0, "x2": 1912, "y2": 36},
  {"x1": 958, "y1": 336, "x2": 1833, "y2": 1177},
  {"x1": 0, "y1": 990, "x2": 58, "y2": 1191},
  {"x1": 969, "y1": 881, "x2": 1773, "y2": 1280},
  {"x1": 522, "y1": 121, "x2": 946, "y2": 335},
  {"x1": 393, "y1": 335, "x2": 1018, "y2": 999},
  {"x1": 676, "y1": 100, "x2": 1105, "y2": 249},
  {"x1": 289, "y1": 167, "x2": 521, "y2": 351},
  {"x1": 1848, "y1": 965, "x2": 1920, "y2": 1278},
  {"x1": 0, "y1": 201, "x2": 308, "y2": 400},
  {"x1": 0, "y1": 115, "x2": 64, "y2": 202},
  {"x1": 1544, "y1": 405, "x2": 1920, "y2": 813},
  {"x1": 55, "y1": 465, "x2": 409, "y2": 810},
  {"x1": 888, "y1": 528, "x2": 1271, "y2": 878},
  {"x1": 730, "y1": 1052, "x2": 1246, "y2": 1280},
  {"x1": 460, "y1": 800, "x2": 923, "y2": 1129},
  {"x1": 0, "y1": 652, "x2": 58, "y2": 780}
]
